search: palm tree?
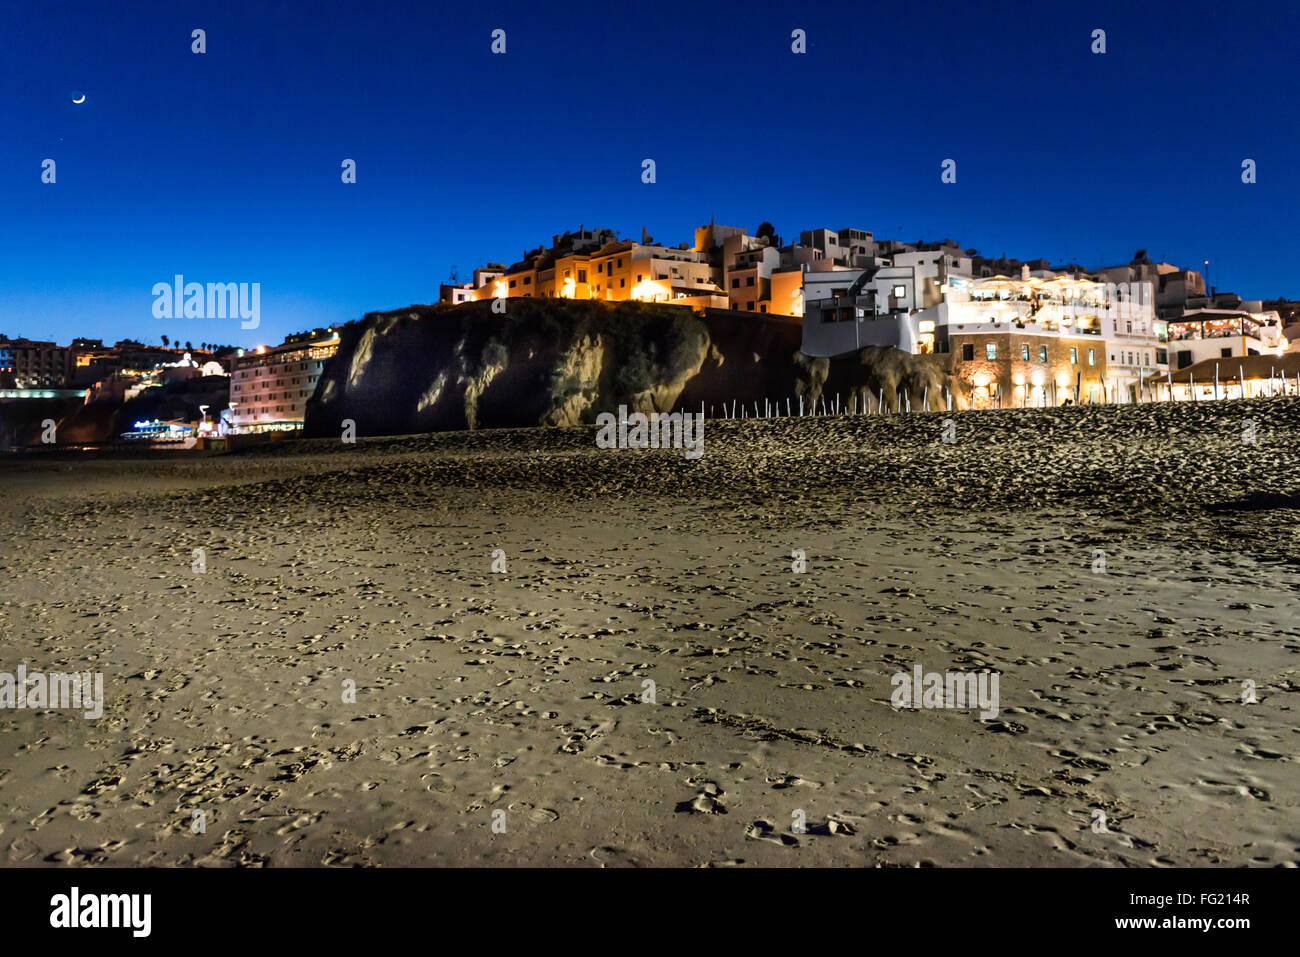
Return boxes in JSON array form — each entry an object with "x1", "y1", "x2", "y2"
[{"x1": 161, "y1": 335, "x2": 169, "y2": 347}]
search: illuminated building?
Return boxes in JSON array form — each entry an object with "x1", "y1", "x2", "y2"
[
  {"x1": 944, "y1": 272, "x2": 1124, "y2": 406},
  {"x1": 1144, "y1": 352, "x2": 1300, "y2": 401},
  {"x1": 446, "y1": 223, "x2": 799, "y2": 315},
  {"x1": 0, "y1": 337, "x2": 71, "y2": 388},
  {"x1": 1163, "y1": 309, "x2": 1286, "y2": 368},
  {"x1": 228, "y1": 329, "x2": 340, "y2": 430}
]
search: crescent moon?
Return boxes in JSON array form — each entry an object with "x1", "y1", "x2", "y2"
[{"x1": 72, "y1": 93, "x2": 86, "y2": 104}]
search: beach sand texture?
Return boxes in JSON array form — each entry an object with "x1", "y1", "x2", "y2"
[{"x1": 0, "y1": 398, "x2": 1296, "y2": 866}]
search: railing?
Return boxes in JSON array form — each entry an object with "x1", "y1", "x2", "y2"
[
  {"x1": 808, "y1": 296, "x2": 874, "y2": 310},
  {"x1": 952, "y1": 299, "x2": 1108, "y2": 329}
]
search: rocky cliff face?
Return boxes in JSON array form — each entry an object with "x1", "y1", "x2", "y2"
[
  {"x1": 0, "y1": 397, "x2": 83, "y2": 449},
  {"x1": 305, "y1": 299, "x2": 960, "y2": 437},
  {"x1": 814, "y1": 345, "x2": 958, "y2": 413}
]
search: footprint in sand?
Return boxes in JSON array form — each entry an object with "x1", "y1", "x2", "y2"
[
  {"x1": 589, "y1": 845, "x2": 640, "y2": 867},
  {"x1": 745, "y1": 819, "x2": 799, "y2": 846},
  {"x1": 507, "y1": 802, "x2": 560, "y2": 824},
  {"x1": 767, "y1": 773, "x2": 823, "y2": 790},
  {"x1": 676, "y1": 781, "x2": 727, "y2": 814},
  {"x1": 806, "y1": 817, "x2": 858, "y2": 837},
  {"x1": 421, "y1": 773, "x2": 454, "y2": 793}
]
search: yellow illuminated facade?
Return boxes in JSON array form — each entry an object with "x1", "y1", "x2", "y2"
[{"x1": 449, "y1": 224, "x2": 798, "y2": 316}]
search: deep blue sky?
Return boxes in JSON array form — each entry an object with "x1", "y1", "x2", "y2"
[{"x1": 3, "y1": 0, "x2": 1298, "y2": 348}]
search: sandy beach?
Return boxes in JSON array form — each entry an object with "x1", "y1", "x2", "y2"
[{"x1": 0, "y1": 398, "x2": 1296, "y2": 867}]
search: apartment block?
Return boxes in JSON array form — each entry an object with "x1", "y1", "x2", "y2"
[
  {"x1": 0, "y1": 337, "x2": 71, "y2": 388},
  {"x1": 229, "y1": 330, "x2": 341, "y2": 430}
]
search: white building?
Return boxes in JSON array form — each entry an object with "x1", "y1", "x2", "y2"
[
  {"x1": 1163, "y1": 309, "x2": 1286, "y2": 369},
  {"x1": 228, "y1": 331, "x2": 341, "y2": 430}
]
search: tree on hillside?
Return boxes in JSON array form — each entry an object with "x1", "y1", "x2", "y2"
[
  {"x1": 756, "y1": 221, "x2": 776, "y2": 243},
  {"x1": 161, "y1": 335, "x2": 169, "y2": 347}
]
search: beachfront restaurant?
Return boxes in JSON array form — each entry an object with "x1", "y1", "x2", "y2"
[
  {"x1": 1164, "y1": 310, "x2": 1285, "y2": 369},
  {"x1": 1142, "y1": 353, "x2": 1300, "y2": 401}
]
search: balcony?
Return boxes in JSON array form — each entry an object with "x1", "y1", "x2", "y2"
[
  {"x1": 950, "y1": 299, "x2": 1104, "y2": 335},
  {"x1": 809, "y1": 295, "x2": 873, "y2": 310}
]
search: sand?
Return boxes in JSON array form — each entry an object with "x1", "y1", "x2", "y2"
[{"x1": 0, "y1": 398, "x2": 1296, "y2": 866}]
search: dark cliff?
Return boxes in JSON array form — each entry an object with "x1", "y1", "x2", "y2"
[{"x1": 304, "y1": 299, "x2": 959, "y2": 437}]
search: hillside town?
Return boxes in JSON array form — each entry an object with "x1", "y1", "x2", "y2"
[
  {"x1": 5, "y1": 219, "x2": 1300, "y2": 448},
  {"x1": 0, "y1": 328, "x2": 341, "y2": 446},
  {"x1": 440, "y1": 221, "x2": 1300, "y2": 408}
]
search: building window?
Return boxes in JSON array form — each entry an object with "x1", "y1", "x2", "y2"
[
  {"x1": 578, "y1": 270, "x2": 586, "y2": 282},
  {"x1": 1088, "y1": 349, "x2": 1096, "y2": 366},
  {"x1": 747, "y1": 302, "x2": 755, "y2": 311},
  {"x1": 524, "y1": 276, "x2": 531, "y2": 285},
  {"x1": 746, "y1": 276, "x2": 754, "y2": 286},
  {"x1": 893, "y1": 284, "x2": 906, "y2": 298},
  {"x1": 1039, "y1": 346, "x2": 1047, "y2": 363},
  {"x1": 509, "y1": 279, "x2": 517, "y2": 288},
  {"x1": 986, "y1": 343, "x2": 997, "y2": 360},
  {"x1": 1021, "y1": 344, "x2": 1029, "y2": 360},
  {"x1": 620, "y1": 278, "x2": 625, "y2": 288},
  {"x1": 732, "y1": 278, "x2": 740, "y2": 288},
  {"x1": 1070, "y1": 347, "x2": 1078, "y2": 364},
  {"x1": 962, "y1": 344, "x2": 974, "y2": 361},
  {"x1": 1221, "y1": 347, "x2": 1233, "y2": 357}
]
